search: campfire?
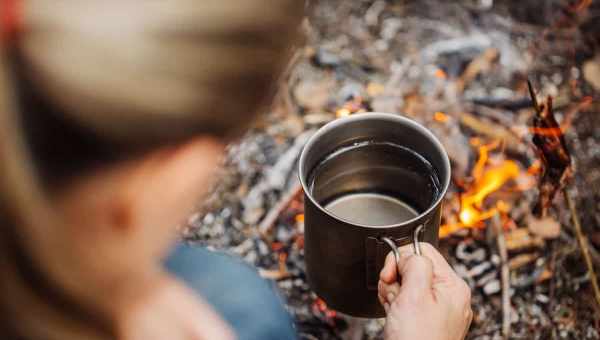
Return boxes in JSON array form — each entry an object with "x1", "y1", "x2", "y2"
[
  {"x1": 185, "y1": 0, "x2": 600, "y2": 339},
  {"x1": 440, "y1": 139, "x2": 523, "y2": 237}
]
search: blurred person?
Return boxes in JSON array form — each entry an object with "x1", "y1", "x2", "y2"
[{"x1": 0, "y1": 1, "x2": 471, "y2": 339}]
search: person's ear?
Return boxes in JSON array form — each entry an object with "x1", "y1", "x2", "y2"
[{"x1": 53, "y1": 136, "x2": 224, "y2": 280}]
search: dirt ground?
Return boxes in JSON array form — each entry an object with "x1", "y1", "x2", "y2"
[{"x1": 185, "y1": 1, "x2": 600, "y2": 339}]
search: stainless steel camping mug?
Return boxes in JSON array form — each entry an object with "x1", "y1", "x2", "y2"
[{"x1": 299, "y1": 112, "x2": 451, "y2": 318}]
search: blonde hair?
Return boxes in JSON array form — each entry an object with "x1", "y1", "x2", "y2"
[{"x1": 0, "y1": 1, "x2": 302, "y2": 338}]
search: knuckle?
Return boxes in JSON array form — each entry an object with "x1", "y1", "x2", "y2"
[
  {"x1": 420, "y1": 242, "x2": 436, "y2": 253},
  {"x1": 395, "y1": 290, "x2": 425, "y2": 307},
  {"x1": 385, "y1": 251, "x2": 394, "y2": 263},
  {"x1": 407, "y1": 254, "x2": 432, "y2": 268}
]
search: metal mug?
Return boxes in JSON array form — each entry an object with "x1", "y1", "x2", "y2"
[{"x1": 298, "y1": 112, "x2": 451, "y2": 318}]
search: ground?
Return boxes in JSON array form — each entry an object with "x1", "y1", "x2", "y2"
[{"x1": 184, "y1": 1, "x2": 600, "y2": 339}]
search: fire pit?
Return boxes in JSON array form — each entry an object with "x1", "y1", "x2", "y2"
[{"x1": 185, "y1": 0, "x2": 600, "y2": 339}]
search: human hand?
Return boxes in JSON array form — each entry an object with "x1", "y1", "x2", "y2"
[
  {"x1": 116, "y1": 276, "x2": 236, "y2": 340},
  {"x1": 378, "y1": 243, "x2": 472, "y2": 340}
]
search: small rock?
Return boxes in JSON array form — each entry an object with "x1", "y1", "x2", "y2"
[
  {"x1": 536, "y1": 294, "x2": 550, "y2": 304},
  {"x1": 279, "y1": 279, "x2": 293, "y2": 290},
  {"x1": 276, "y1": 227, "x2": 294, "y2": 244},
  {"x1": 456, "y1": 241, "x2": 487, "y2": 262},
  {"x1": 257, "y1": 239, "x2": 270, "y2": 256},
  {"x1": 244, "y1": 251, "x2": 258, "y2": 265},
  {"x1": 337, "y1": 82, "x2": 366, "y2": 103},
  {"x1": 203, "y1": 213, "x2": 215, "y2": 225},
  {"x1": 583, "y1": 57, "x2": 600, "y2": 91},
  {"x1": 187, "y1": 212, "x2": 203, "y2": 229},
  {"x1": 293, "y1": 77, "x2": 336, "y2": 111},
  {"x1": 311, "y1": 48, "x2": 342, "y2": 68},
  {"x1": 483, "y1": 279, "x2": 501, "y2": 295},
  {"x1": 365, "y1": 0, "x2": 385, "y2": 26},
  {"x1": 303, "y1": 113, "x2": 335, "y2": 126},
  {"x1": 366, "y1": 82, "x2": 385, "y2": 97},
  {"x1": 490, "y1": 254, "x2": 501, "y2": 266},
  {"x1": 468, "y1": 261, "x2": 493, "y2": 277},
  {"x1": 232, "y1": 238, "x2": 254, "y2": 255},
  {"x1": 476, "y1": 271, "x2": 498, "y2": 287},
  {"x1": 528, "y1": 216, "x2": 561, "y2": 240},
  {"x1": 371, "y1": 95, "x2": 401, "y2": 113}
]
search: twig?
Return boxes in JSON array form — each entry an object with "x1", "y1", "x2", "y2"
[
  {"x1": 562, "y1": 188, "x2": 600, "y2": 309},
  {"x1": 258, "y1": 182, "x2": 303, "y2": 237},
  {"x1": 492, "y1": 213, "x2": 511, "y2": 339},
  {"x1": 258, "y1": 268, "x2": 292, "y2": 281},
  {"x1": 456, "y1": 48, "x2": 499, "y2": 93},
  {"x1": 459, "y1": 112, "x2": 522, "y2": 151}
]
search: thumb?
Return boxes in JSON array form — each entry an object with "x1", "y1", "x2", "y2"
[
  {"x1": 397, "y1": 255, "x2": 434, "y2": 300},
  {"x1": 379, "y1": 251, "x2": 398, "y2": 284}
]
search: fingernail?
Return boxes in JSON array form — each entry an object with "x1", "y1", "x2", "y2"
[
  {"x1": 384, "y1": 302, "x2": 390, "y2": 313},
  {"x1": 387, "y1": 292, "x2": 395, "y2": 302}
]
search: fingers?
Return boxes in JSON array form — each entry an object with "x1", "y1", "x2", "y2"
[
  {"x1": 379, "y1": 242, "x2": 456, "y2": 307},
  {"x1": 378, "y1": 280, "x2": 401, "y2": 312},
  {"x1": 396, "y1": 253, "x2": 434, "y2": 301},
  {"x1": 411, "y1": 243, "x2": 456, "y2": 278},
  {"x1": 379, "y1": 251, "x2": 398, "y2": 284}
]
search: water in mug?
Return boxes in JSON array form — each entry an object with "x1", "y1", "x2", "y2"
[{"x1": 308, "y1": 140, "x2": 440, "y2": 226}]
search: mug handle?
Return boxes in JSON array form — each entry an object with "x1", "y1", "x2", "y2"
[{"x1": 381, "y1": 224, "x2": 424, "y2": 276}]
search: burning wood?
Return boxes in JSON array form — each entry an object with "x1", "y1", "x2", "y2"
[
  {"x1": 527, "y1": 80, "x2": 573, "y2": 217},
  {"x1": 440, "y1": 141, "x2": 523, "y2": 237},
  {"x1": 528, "y1": 80, "x2": 600, "y2": 310}
]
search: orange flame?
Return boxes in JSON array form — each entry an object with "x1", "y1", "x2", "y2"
[
  {"x1": 527, "y1": 160, "x2": 542, "y2": 175},
  {"x1": 434, "y1": 111, "x2": 449, "y2": 123},
  {"x1": 527, "y1": 96, "x2": 592, "y2": 136},
  {"x1": 440, "y1": 141, "x2": 521, "y2": 237}
]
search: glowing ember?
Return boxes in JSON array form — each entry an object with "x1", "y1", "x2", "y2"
[
  {"x1": 434, "y1": 68, "x2": 447, "y2": 79},
  {"x1": 335, "y1": 96, "x2": 367, "y2": 118},
  {"x1": 278, "y1": 252, "x2": 288, "y2": 274},
  {"x1": 440, "y1": 141, "x2": 522, "y2": 237},
  {"x1": 271, "y1": 242, "x2": 284, "y2": 251},
  {"x1": 469, "y1": 137, "x2": 481, "y2": 146},
  {"x1": 336, "y1": 107, "x2": 351, "y2": 118},
  {"x1": 527, "y1": 160, "x2": 542, "y2": 175},
  {"x1": 434, "y1": 111, "x2": 449, "y2": 123},
  {"x1": 313, "y1": 298, "x2": 337, "y2": 318}
]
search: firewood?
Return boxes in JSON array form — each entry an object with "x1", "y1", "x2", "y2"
[
  {"x1": 492, "y1": 214, "x2": 511, "y2": 339},
  {"x1": 505, "y1": 228, "x2": 544, "y2": 251},
  {"x1": 528, "y1": 80, "x2": 600, "y2": 310},
  {"x1": 527, "y1": 80, "x2": 572, "y2": 217}
]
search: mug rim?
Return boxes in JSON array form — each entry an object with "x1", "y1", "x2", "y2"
[{"x1": 298, "y1": 112, "x2": 451, "y2": 229}]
